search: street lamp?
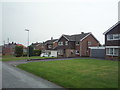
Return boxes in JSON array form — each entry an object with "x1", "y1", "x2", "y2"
[{"x1": 25, "y1": 29, "x2": 30, "y2": 61}]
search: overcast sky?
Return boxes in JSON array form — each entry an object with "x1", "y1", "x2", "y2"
[{"x1": 1, "y1": 0, "x2": 119, "y2": 46}]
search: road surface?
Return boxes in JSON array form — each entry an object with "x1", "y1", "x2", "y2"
[{"x1": 2, "y1": 62, "x2": 63, "y2": 88}]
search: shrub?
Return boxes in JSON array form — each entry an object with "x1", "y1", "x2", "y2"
[
  {"x1": 33, "y1": 49, "x2": 41, "y2": 56},
  {"x1": 15, "y1": 46, "x2": 23, "y2": 57}
]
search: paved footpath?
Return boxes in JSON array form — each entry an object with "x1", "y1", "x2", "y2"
[
  {"x1": 5, "y1": 58, "x2": 76, "y2": 66},
  {"x1": 2, "y1": 62, "x2": 64, "y2": 88}
]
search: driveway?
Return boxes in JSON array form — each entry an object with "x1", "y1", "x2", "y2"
[{"x1": 2, "y1": 62, "x2": 64, "y2": 88}]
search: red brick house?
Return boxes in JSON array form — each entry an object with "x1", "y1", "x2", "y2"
[
  {"x1": 55, "y1": 32, "x2": 100, "y2": 57},
  {"x1": 2, "y1": 42, "x2": 16, "y2": 56},
  {"x1": 2, "y1": 42, "x2": 27, "y2": 56},
  {"x1": 103, "y1": 21, "x2": 120, "y2": 60}
]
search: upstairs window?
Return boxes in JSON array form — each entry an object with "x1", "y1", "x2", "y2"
[
  {"x1": 65, "y1": 41, "x2": 68, "y2": 45},
  {"x1": 58, "y1": 42, "x2": 63, "y2": 46},
  {"x1": 107, "y1": 34, "x2": 120, "y2": 40},
  {"x1": 48, "y1": 45, "x2": 52, "y2": 49},
  {"x1": 88, "y1": 42, "x2": 92, "y2": 45}
]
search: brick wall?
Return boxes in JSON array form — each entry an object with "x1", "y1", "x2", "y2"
[
  {"x1": 53, "y1": 42, "x2": 58, "y2": 48},
  {"x1": 106, "y1": 55, "x2": 119, "y2": 60},
  {"x1": 81, "y1": 34, "x2": 100, "y2": 56}
]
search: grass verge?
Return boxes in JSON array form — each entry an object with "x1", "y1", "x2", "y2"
[
  {"x1": 2, "y1": 55, "x2": 55, "y2": 61},
  {"x1": 17, "y1": 59, "x2": 118, "y2": 88}
]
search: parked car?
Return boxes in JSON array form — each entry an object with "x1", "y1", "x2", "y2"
[
  {"x1": 49, "y1": 51, "x2": 57, "y2": 57},
  {"x1": 40, "y1": 51, "x2": 57, "y2": 57},
  {"x1": 40, "y1": 53, "x2": 49, "y2": 57}
]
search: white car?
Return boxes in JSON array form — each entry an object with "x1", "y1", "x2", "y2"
[{"x1": 40, "y1": 53, "x2": 49, "y2": 57}]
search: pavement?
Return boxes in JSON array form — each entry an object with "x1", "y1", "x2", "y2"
[
  {"x1": 5, "y1": 58, "x2": 77, "y2": 66},
  {"x1": 5, "y1": 57, "x2": 106, "y2": 66},
  {"x1": 2, "y1": 62, "x2": 64, "y2": 88}
]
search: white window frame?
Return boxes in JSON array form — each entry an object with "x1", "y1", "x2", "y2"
[
  {"x1": 107, "y1": 34, "x2": 120, "y2": 41},
  {"x1": 58, "y1": 42, "x2": 63, "y2": 46},
  {"x1": 106, "y1": 48, "x2": 119, "y2": 56},
  {"x1": 48, "y1": 45, "x2": 52, "y2": 49},
  {"x1": 88, "y1": 42, "x2": 92, "y2": 45},
  {"x1": 65, "y1": 41, "x2": 68, "y2": 45}
]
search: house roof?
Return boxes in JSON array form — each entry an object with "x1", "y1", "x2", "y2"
[
  {"x1": 45, "y1": 39, "x2": 58, "y2": 44},
  {"x1": 31, "y1": 42, "x2": 44, "y2": 46},
  {"x1": 103, "y1": 21, "x2": 120, "y2": 35},
  {"x1": 60, "y1": 33, "x2": 90, "y2": 41},
  {"x1": 17, "y1": 44, "x2": 26, "y2": 48}
]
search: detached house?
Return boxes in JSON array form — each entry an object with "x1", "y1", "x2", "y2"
[
  {"x1": 103, "y1": 22, "x2": 120, "y2": 60},
  {"x1": 55, "y1": 32, "x2": 100, "y2": 57},
  {"x1": 31, "y1": 42, "x2": 45, "y2": 51},
  {"x1": 43, "y1": 37, "x2": 58, "y2": 57}
]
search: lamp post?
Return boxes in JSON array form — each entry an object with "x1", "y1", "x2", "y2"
[{"x1": 25, "y1": 29, "x2": 30, "y2": 61}]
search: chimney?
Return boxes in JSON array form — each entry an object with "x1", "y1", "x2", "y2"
[
  {"x1": 51, "y1": 37, "x2": 53, "y2": 40},
  {"x1": 81, "y1": 32, "x2": 84, "y2": 34}
]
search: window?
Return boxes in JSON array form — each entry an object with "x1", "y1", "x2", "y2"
[
  {"x1": 65, "y1": 41, "x2": 68, "y2": 45},
  {"x1": 76, "y1": 50, "x2": 79, "y2": 54},
  {"x1": 48, "y1": 45, "x2": 52, "y2": 48},
  {"x1": 76, "y1": 42, "x2": 79, "y2": 45},
  {"x1": 107, "y1": 34, "x2": 120, "y2": 40},
  {"x1": 114, "y1": 48, "x2": 119, "y2": 56},
  {"x1": 109, "y1": 48, "x2": 113, "y2": 55},
  {"x1": 114, "y1": 34, "x2": 119, "y2": 39},
  {"x1": 106, "y1": 48, "x2": 109, "y2": 55},
  {"x1": 107, "y1": 34, "x2": 113, "y2": 40},
  {"x1": 106, "y1": 48, "x2": 119, "y2": 56},
  {"x1": 88, "y1": 42, "x2": 92, "y2": 45},
  {"x1": 58, "y1": 50, "x2": 63, "y2": 55},
  {"x1": 58, "y1": 42, "x2": 63, "y2": 46}
]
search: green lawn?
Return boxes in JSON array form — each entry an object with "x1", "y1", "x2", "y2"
[
  {"x1": 2, "y1": 55, "x2": 55, "y2": 61},
  {"x1": 17, "y1": 59, "x2": 118, "y2": 88}
]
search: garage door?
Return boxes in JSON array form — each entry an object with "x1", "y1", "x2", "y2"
[{"x1": 90, "y1": 49, "x2": 105, "y2": 58}]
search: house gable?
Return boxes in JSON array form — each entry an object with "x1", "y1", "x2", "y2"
[
  {"x1": 104, "y1": 22, "x2": 120, "y2": 46},
  {"x1": 57, "y1": 35, "x2": 69, "y2": 42},
  {"x1": 103, "y1": 21, "x2": 120, "y2": 35}
]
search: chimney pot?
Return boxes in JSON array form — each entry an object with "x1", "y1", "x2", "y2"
[
  {"x1": 51, "y1": 37, "x2": 53, "y2": 40},
  {"x1": 81, "y1": 32, "x2": 84, "y2": 34}
]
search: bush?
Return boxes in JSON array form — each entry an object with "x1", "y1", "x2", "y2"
[
  {"x1": 33, "y1": 50, "x2": 41, "y2": 56},
  {"x1": 15, "y1": 46, "x2": 23, "y2": 57},
  {"x1": 23, "y1": 53, "x2": 27, "y2": 57}
]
